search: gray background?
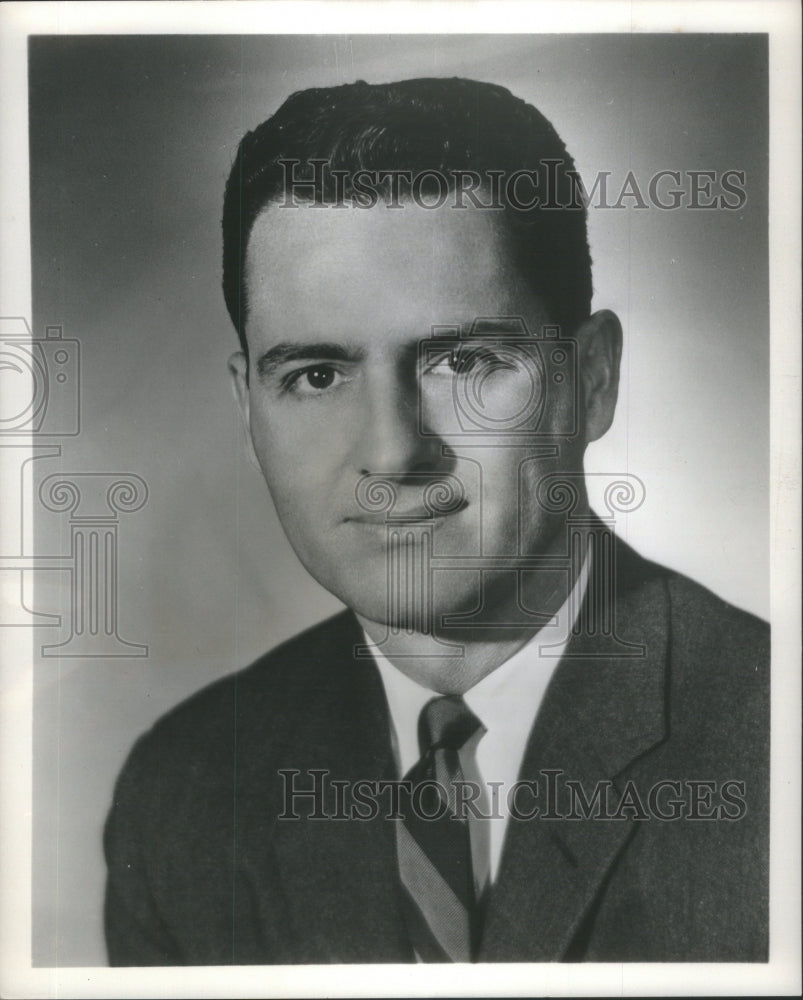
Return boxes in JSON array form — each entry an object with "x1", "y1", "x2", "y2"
[{"x1": 28, "y1": 34, "x2": 768, "y2": 965}]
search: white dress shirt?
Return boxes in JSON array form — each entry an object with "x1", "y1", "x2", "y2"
[{"x1": 367, "y1": 551, "x2": 590, "y2": 890}]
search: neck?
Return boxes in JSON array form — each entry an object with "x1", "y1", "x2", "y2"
[{"x1": 357, "y1": 520, "x2": 590, "y2": 695}]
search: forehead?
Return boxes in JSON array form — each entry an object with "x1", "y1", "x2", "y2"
[{"x1": 244, "y1": 202, "x2": 548, "y2": 349}]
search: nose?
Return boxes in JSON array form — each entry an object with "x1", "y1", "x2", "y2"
[{"x1": 351, "y1": 366, "x2": 443, "y2": 477}]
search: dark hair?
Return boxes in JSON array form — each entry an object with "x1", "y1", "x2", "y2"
[{"x1": 222, "y1": 77, "x2": 592, "y2": 354}]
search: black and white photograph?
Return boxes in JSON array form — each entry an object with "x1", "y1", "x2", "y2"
[{"x1": 1, "y1": 1, "x2": 800, "y2": 997}]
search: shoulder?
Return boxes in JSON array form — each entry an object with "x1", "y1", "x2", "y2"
[
  {"x1": 666, "y1": 568, "x2": 768, "y2": 746},
  {"x1": 614, "y1": 535, "x2": 768, "y2": 733},
  {"x1": 616, "y1": 534, "x2": 768, "y2": 661},
  {"x1": 623, "y1": 546, "x2": 769, "y2": 765},
  {"x1": 642, "y1": 552, "x2": 769, "y2": 681},
  {"x1": 157, "y1": 607, "x2": 355, "y2": 728},
  {"x1": 111, "y1": 609, "x2": 360, "y2": 804},
  {"x1": 663, "y1": 567, "x2": 768, "y2": 658}
]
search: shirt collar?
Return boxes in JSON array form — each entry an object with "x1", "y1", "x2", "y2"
[{"x1": 368, "y1": 550, "x2": 591, "y2": 772}]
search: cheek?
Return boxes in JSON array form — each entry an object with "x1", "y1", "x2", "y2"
[
  {"x1": 518, "y1": 443, "x2": 586, "y2": 529},
  {"x1": 483, "y1": 449, "x2": 582, "y2": 524},
  {"x1": 247, "y1": 408, "x2": 345, "y2": 516}
]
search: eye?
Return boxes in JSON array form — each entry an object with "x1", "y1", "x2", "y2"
[
  {"x1": 424, "y1": 346, "x2": 520, "y2": 378},
  {"x1": 424, "y1": 349, "x2": 460, "y2": 376},
  {"x1": 282, "y1": 364, "x2": 350, "y2": 397},
  {"x1": 303, "y1": 367, "x2": 335, "y2": 389}
]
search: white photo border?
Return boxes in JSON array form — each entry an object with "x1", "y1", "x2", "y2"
[{"x1": 1, "y1": 2, "x2": 800, "y2": 997}]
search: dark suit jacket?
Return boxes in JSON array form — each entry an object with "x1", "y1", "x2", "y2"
[{"x1": 104, "y1": 537, "x2": 769, "y2": 964}]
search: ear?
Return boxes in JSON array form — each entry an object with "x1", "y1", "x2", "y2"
[
  {"x1": 576, "y1": 309, "x2": 622, "y2": 443},
  {"x1": 227, "y1": 351, "x2": 261, "y2": 472}
]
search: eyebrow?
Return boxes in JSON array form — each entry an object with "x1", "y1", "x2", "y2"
[{"x1": 255, "y1": 342, "x2": 367, "y2": 380}]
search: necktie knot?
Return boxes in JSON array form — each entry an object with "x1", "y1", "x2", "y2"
[{"x1": 418, "y1": 695, "x2": 483, "y2": 756}]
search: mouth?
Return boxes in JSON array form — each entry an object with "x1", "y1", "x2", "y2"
[{"x1": 344, "y1": 498, "x2": 469, "y2": 527}]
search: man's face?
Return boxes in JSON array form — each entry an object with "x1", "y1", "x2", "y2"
[{"x1": 232, "y1": 201, "x2": 589, "y2": 627}]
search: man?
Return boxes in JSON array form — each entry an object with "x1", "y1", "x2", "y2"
[{"x1": 104, "y1": 78, "x2": 769, "y2": 964}]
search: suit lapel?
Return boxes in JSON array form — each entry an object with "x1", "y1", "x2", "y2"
[
  {"x1": 257, "y1": 538, "x2": 671, "y2": 962},
  {"x1": 269, "y1": 615, "x2": 413, "y2": 962},
  {"x1": 480, "y1": 539, "x2": 670, "y2": 961}
]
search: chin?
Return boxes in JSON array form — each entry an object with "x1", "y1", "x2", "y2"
[{"x1": 333, "y1": 569, "x2": 484, "y2": 633}]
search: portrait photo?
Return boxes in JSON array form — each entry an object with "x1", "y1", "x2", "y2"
[{"x1": 1, "y1": 2, "x2": 800, "y2": 998}]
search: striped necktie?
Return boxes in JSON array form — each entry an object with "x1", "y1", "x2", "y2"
[{"x1": 396, "y1": 694, "x2": 486, "y2": 962}]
